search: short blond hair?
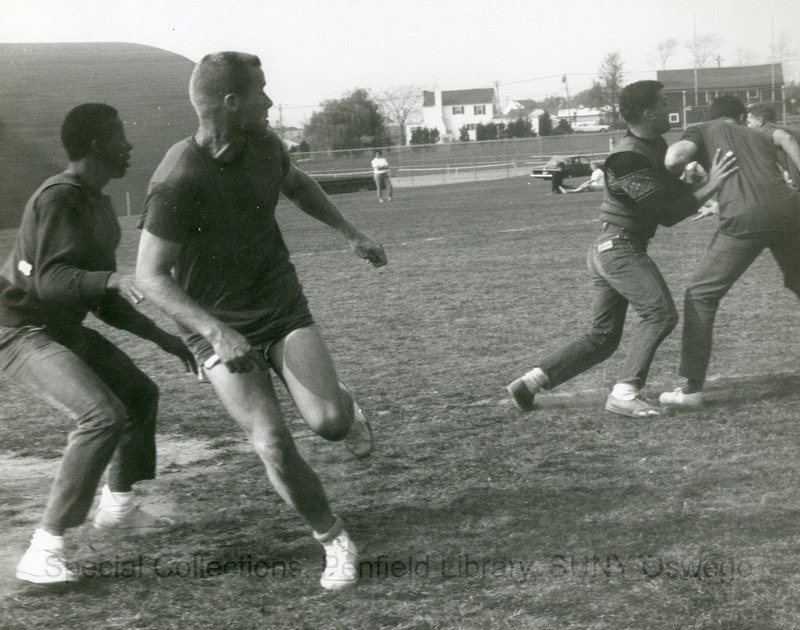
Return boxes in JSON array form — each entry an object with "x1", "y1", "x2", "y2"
[{"x1": 189, "y1": 51, "x2": 262, "y2": 114}]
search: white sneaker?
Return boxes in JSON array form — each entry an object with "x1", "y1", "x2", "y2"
[
  {"x1": 93, "y1": 505, "x2": 174, "y2": 532},
  {"x1": 605, "y1": 393, "x2": 660, "y2": 418},
  {"x1": 659, "y1": 387, "x2": 705, "y2": 408},
  {"x1": 320, "y1": 531, "x2": 359, "y2": 591},
  {"x1": 15, "y1": 529, "x2": 78, "y2": 585},
  {"x1": 93, "y1": 485, "x2": 174, "y2": 532},
  {"x1": 340, "y1": 382, "x2": 374, "y2": 458}
]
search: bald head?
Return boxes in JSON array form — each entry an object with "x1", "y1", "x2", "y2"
[{"x1": 189, "y1": 51, "x2": 263, "y2": 116}]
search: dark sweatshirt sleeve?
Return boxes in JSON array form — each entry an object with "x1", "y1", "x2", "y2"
[
  {"x1": 92, "y1": 293, "x2": 164, "y2": 342},
  {"x1": 605, "y1": 151, "x2": 700, "y2": 227},
  {"x1": 32, "y1": 190, "x2": 113, "y2": 306}
]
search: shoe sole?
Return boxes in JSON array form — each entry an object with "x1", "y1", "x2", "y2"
[
  {"x1": 604, "y1": 401, "x2": 660, "y2": 418},
  {"x1": 658, "y1": 395, "x2": 704, "y2": 408},
  {"x1": 15, "y1": 570, "x2": 79, "y2": 586},
  {"x1": 93, "y1": 513, "x2": 175, "y2": 533},
  {"x1": 345, "y1": 407, "x2": 373, "y2": 458},
  {"x1": 339, "y1": 381, "x2": 374, "y2": 458},
  {"x1": 321, "y1": 579, "x2": 359, "y2": 591}
]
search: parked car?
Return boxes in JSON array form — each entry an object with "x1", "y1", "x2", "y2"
[
  {"x1": 531, "y1": 155, "x2": 594, "y2": 180},
  {"x1": 572, "y1": 121, "x2": 610, "y2": 133}
]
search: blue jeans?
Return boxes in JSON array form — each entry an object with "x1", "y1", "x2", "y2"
[
  {"x1": 0, "y1": 324, "x2": 159, "y2": 531},
  {"x1": 679, "y1": 228, "x2": 800, "y2": 384},
  {"x1": 538, "y1": 226, "x2": 679, "y2": 390}
]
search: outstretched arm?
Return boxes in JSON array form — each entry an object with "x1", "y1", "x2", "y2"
[
  {"x1": 135, "y1": 230, "x2": 259, "y2": 373},
  {"x1": 281, "y1": 164, "x2": 387, "y2": 267}
]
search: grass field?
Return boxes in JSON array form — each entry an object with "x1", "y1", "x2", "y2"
[{"x1": 1, "y1": 176, "x2": 799, "y2": 629}]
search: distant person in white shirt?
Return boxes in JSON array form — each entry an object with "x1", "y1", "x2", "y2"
[
  {"x1": 371, "y1": 149, "x2": 393, "y2": 202},
  {"x1": 563, "y1": 161, "x2": 605, "y2": 193}
]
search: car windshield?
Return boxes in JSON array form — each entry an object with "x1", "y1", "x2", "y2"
[{"x1": 545, "y1": 157, "x2": 566, "y2": 167}]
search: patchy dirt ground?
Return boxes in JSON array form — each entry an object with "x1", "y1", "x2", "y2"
[{"x1": 0, "y1": 435, "x2": 250, "y2": 596}]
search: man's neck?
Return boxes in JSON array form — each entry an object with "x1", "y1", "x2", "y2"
[
  {"x1": 65, "y1": 160, "x2": 108, "y2": 192},
  {"x1": 625, "y1": 123, "x2": 661, "y2": 140},
  {"x1": 195, "y1": 124, "x2": 246, "y2": 162}
]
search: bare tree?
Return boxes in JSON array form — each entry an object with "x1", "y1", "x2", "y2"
[
  {"x1": 649, "y1": 38, "x2": 678, "y2": 70},
  {"x1": 774, "y1": 31, "x2": 795, "y2": 63},
  {"x1": 599, "y1": 51, "x2": 625, "y2": 123},
  {"x1": 378, "y1": 85, "x2": 422, "y2": 146},
  {"x1": 685, "y1": 33, "x2": 722, "y2": 68},
  {"x1": 735, "y1": 47, "x2": 760, "y2": 66}
]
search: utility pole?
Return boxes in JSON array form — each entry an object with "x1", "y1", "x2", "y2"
[
  {"x1": 563, "y1": 74, "x2": 571, "y2": 123},
  {"x1": 771, "y1": 15, "x2": 776, "y2": 103},
  {"x1": 494, "y1": 80, "x2": 500, "y2": 115},
  {"x1": 693, "y1": 14, "x2": 699, "y2": 107},
  {"x1": 278, "y1": 103, "x2": 284, "y2": 139}
]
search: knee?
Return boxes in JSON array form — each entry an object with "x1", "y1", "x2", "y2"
[
  {"x1": 76, "y1": 396, "x2": 129, "y2": 437},
  {"x1": 685, "y1": 284, "x2": 720, "y2": 310},
  {"x1": 588, "y1": 328, "x2": 623, "y2": 360},
  {"x1": 309, "y1": 402, "x2": 351, "y2": 442},
  {"x1": 659, "y1": 306, "x2": 679, "y2": 335}
]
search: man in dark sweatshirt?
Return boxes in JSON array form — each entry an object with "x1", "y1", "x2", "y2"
[
  {"x1": 0, "y1": 103, "x2": 194, "y2": 585},
  {"x1": 660, "y1": 96, "x2": 800, "y2": 407},
  {"x1": 506, "y1": 80, "x2": 737, "y2": 418}
]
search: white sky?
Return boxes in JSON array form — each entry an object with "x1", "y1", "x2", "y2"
[{"x1": 2, "y1": 0, "x2": 799, "y2": 127}]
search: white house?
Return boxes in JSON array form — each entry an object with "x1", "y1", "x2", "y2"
[
  {"x1": 498, "y1": 99, "x2": 549, "y2": 135},
  {"x1": 414, "y1": 87, "x2": 497, "y2": 142}
]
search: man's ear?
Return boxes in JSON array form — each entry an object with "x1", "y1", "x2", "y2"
[
  {"x1": 223, "y1": 93, "x2": 239, "y2": 111},
  {"x1": 89, "y1": 137, "x2": 108, "y2": 156}
]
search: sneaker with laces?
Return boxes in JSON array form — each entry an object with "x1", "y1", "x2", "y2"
[
  {"x1": 16, "y1": 529, "x2": 78, "y2": 585},
  {"x1": 340, "y1": 381, "x2": 373, "y2": 458},
  {"x1": 659, "y1": 387, "x2": 705, "y2": 408},
  {"x1": 506, "y1": 377, "x2": 536, "y2": 412},
  {"x1": 320, "y1": 531, "x2": 359, "y2": 591},
  {"x1": 93, "y1": 504, "x2": 175, "y2": 532},
  {"x1": 605, "y1": 393, "x2": 660, "y2": 418}
]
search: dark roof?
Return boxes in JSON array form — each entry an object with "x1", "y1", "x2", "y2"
[
  {"x1": 511, "y1": 99, "x2": 537, "y2": 110},
  {"x1": 504, "y1": 108, "x2": 529, "y2": 119},
  {"x1": 423, "y1": 88, "x2": 496, "y2": 107},
  {"x1": 657, "y1": 64, "x2": 783, "y2": 91}
]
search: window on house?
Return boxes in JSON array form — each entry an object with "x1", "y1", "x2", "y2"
[
  {"x1": 467, "y1": 123, "x2": 477, "y2": 130},
  {"x1": 474, "y1": 105, "x2": 486, "y2": 115},
  {"x1": 669, "y1": 113, "x2": 680, "y2": 124},
  {"x1": 452, "y1": 106, "x2": 464, "y2": 115},
  {"x1": 746, "y1": 89, "x2": 760, "y2": 102}
]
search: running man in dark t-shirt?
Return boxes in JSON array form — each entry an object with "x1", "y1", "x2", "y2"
[
  {"x1": 660, "y1": 95, "x2": 800, "y2": 408},
  {"x1": 136, "y1": 52, "x2": 387, "y2": 592},
  {"x1": 746, "y1": 103, "x2": 800, "y2": 193}
]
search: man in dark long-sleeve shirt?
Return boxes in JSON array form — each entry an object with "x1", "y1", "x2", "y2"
[
  {"x1": 0, "y1": 104, "x2": 195, "y2": 585},
  {"x1": 660, "y1": 96, "x2": 800, "y2": 407},
  {"x1": 506, "y1": 81, "x2": 737, "y2": 418}
]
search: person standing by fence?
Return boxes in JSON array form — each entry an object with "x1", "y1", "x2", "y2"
[{"x1": 371, "y1": 149, "x2": 393, "y2": 202}]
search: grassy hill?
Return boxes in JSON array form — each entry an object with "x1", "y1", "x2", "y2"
[{"x1": 0, "y1": 42, "x2": 197, "y2": 228}]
